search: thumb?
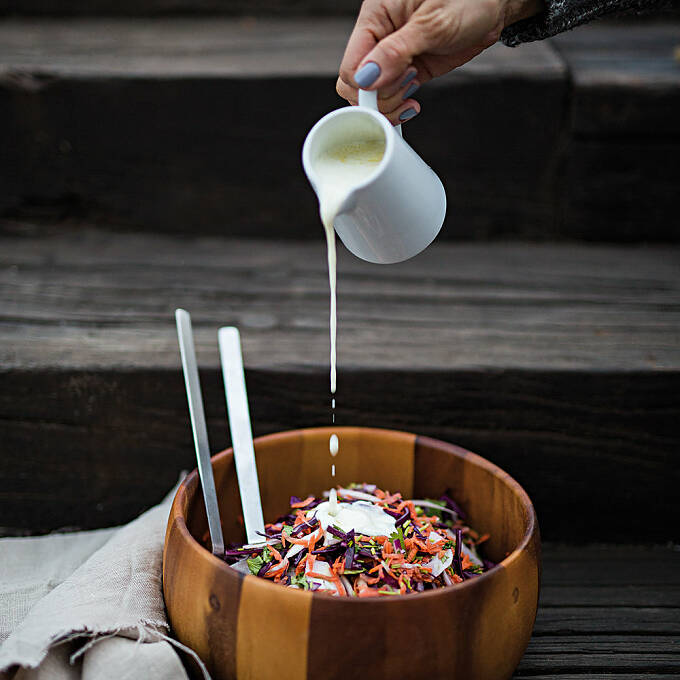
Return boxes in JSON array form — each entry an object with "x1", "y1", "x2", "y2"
[{"x1": 354, "y1": 22, "x2": 430, "y2": 89}]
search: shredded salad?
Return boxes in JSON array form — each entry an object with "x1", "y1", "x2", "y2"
[{"x1": 222, "y1": 484, "x2": 495, "y2": 597}]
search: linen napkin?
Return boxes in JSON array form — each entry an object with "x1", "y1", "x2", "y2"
[{"x1": 0, "y1": 481, "x2": 209, "y2": 679}]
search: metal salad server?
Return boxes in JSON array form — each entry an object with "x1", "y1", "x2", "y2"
[
  {"x1": 218, "y1": 326, "x2": 265, "y2": 545},
  {"x1": 175, "y1": 308, "x2": 225, "y2": 556}
]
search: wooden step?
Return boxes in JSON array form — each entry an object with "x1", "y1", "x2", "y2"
[
  {"x1": 1, "y1": 226, "x2": 678, "y2": 539},
  {"x1": 515, "y1": 544, "x2": 680, "y2": 679},
  {"x1": 1, "y1": 18, "x2": 678, "y2": 240},
  {"x1": 553, "y1": 22, "x2": 680, "y2": 241},
  {"x1": 0, "y1": 0, "x2": 361, "y2": 17}
]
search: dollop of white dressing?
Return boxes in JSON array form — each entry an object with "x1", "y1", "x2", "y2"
[
  {"x1": 329, "y1": 433, "x2": 339, "y2": 456},
  {"x1": 311, "y1": 499, "x2": 397, "y2": 537}
]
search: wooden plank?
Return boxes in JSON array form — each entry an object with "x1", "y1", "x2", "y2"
[
  {"x1": 2, "y1": 229, "x2": 678, "y2": 371},
  {"x1": 518, "y1": 653, "x2": 680, "y2": 673},
  {"x1": 0, "y1": 229, "x2": 678, "y2": 538},
  {"x1": 540, "y1": 545, "x2": 680, "y2": 586},
  {"x1": 533, "y1": 607, "x2": 680, "y2": 635},
  {"x1": 524, "y1": 636, "x2": 680, "y2": 654},
  {"x1": 0, "y1": 18, "x2": 562, "y2": 78},
  {"x1": 563, "y1": 140, "x2": 680, "y2": 242},
  {"x1": 514, "y1": 675, "x2": 677, "y2": 679},
  {"x1": 554, "y1": 22, "x2": 680, "y2": 241},
  {"x1": 0, "y1": 18, "x2": 570, "y2": 239},
  {"x1": 541, "y1": 585, "x2": 680, "y2": 607},
  {"x1": 0, "y1": 0, "x2": 362, "y2": 15},
  {"x1": 553, "y1": 22, "x2": 680, "y2": 137}
]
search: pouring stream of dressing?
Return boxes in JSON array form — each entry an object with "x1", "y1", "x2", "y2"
[
  {"x1": 317, "y1": 138, "x2": 385, "y2": 396},
  {"x1": 315, "y1": 138, "x2": 386, "y2": 467}
]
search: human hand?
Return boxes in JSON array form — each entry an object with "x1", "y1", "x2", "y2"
[{"x1": 337, "y1": 0, "x2": 542, "y2": 124}]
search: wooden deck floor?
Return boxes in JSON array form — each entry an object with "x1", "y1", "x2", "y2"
[{"x1": 515, "y1": 545, "x2": 680, "y2": 678}]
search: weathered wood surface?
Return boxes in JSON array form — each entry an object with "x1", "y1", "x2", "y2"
[
  {"x1": 551, "y1": 22, "x2": 680, "y2": 243},
  {"x1": 2, "y1": 227, "x2": 679, "y2": 371},
  {"x1": 553, "y1": 22, "x2": 680, "y2": 137},
  {"x1": 0, "y1": 228, "x2": 678, "y2": 540},
  {"x1": 514, "y1": 545, "x2": 680, "y2": 678},
  {"x1": 0, "y1": 0, "x2": 362, "y2": 16},
  {"x1": 5, "y1": 18, "x2": 676, "y2": 241}
]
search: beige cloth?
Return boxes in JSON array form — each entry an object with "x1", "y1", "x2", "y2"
[{"x1": 0, "y1": 483, "x2": 208, "y2": 680}]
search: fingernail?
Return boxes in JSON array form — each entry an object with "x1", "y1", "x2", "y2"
[
  {"x1": 354, "y1": 62, "x2": 381, "y2": 88},
  {"x1": 403, "y1": 82, "x2": 419, "y2": 100},
  {"x1": 399, "y1": 107, "x2": 418, "y2": 122},
  {"x1": 400, "y1": 71, "x2": 417, "y2": 87}
]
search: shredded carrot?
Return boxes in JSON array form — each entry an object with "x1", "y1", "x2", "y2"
[
  {"x1": 398, "y1": 575, "x2": 407, "y2": 595},
  {"x1": 295, "y1": 554, "x2": 307, "y2": 575},
  {"x1": 284, "y1": 534, "x2": 311, "y2": 546},
  {"x1": 263, "y1": 559, "x2": 288, "y2": 579},
  {"x1": 382, "y1": 562, "x2": 398, "y2": 579},
  {"x1": 476, "y1": 533, "x2": 490, "y2": 546},
  {"x1": 290, "y1": 496, "x2": 315, "y2": 509}
]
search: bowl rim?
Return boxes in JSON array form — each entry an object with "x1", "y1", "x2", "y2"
[{"x1": 166, "y1": 426, "x2": 539, "y2": 604}]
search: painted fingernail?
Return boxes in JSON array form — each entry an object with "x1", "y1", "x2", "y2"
[
  {"x1": 400, "y1": 70, "x2": 417, "y2": 87},
  {"x1": 354, "y1": 62, "x2": 381, "y2": 88},
  {"x1": 399, "y1": 107, "x2": 418, "y2": 122},
  {"x1": 403, "y1": 82, "x2": 419, "y2": 100}
]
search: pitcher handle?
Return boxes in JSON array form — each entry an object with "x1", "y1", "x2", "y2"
[{"x1": 358, "y1": 89, "x2": 403, "y2": 138}]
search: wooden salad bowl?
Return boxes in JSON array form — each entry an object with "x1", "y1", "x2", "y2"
[{"x1": 163, "y1": 427, "x2": 540, "y2": 680}]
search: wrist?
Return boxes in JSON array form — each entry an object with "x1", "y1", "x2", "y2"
[{"x1": 502, "y1": 0, "x2": 543, "y2": 27}]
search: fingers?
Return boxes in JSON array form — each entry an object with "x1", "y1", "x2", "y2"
[
  {"x1": 336, "y1": 72, "x2": 422, "y2": 125},
  {"x1": 352, "y1": 21, "x2": 431, "y2": 91},
  {"x1": 338, "y1": 4, "x2": 383, "y2": 91},
  {"x1": 336, "y1": 67, "x2": 417, "y2": 105}
]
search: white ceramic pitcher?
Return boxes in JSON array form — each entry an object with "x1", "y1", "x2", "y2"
[{"x1": 302, "y1": 89, "x2": 446, "y2": 264}]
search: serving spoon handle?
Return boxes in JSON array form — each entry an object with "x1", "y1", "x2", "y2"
[
  {"x1": 175, "y1": 309, "x2": 225, "y2": 557},
  {"x1": 218, "y1": 327, "x2": 265, "y2": 545}
]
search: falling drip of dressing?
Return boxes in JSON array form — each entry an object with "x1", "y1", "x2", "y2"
[
  {"x1": 315, "y1": 138, "x2": 385, "y2": 468},
  {"x1": 328, "y1": 488, "x2": 339, "y2": 516}
]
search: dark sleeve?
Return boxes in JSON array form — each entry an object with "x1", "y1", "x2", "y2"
[{"x1": 500, "y1": 0, "x2": 674, "y2": 46}]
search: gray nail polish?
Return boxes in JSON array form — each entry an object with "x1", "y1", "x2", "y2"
[
  {"x1": 400, "y1": 71, "x2": 417, "y2": 88},
  {"x1": 399, "y1": 107, "x2": 418, "y2": 122},
  {"x1": 403, "y1": 83, "x2": 419, "y2": 100},
  {"x1": 354, "y1": 62, "x2": 381, "y2": 88}
]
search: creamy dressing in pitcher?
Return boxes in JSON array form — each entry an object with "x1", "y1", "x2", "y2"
[{"x1": 315, "y1": 139, "x2": 385, "y2": 468}]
